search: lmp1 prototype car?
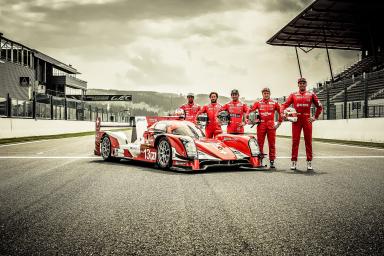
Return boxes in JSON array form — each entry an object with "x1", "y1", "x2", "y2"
[{"x1": 94, "y1": 116, "x2": 263, "y2": 171}]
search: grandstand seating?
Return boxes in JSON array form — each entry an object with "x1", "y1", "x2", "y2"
[
  {"x1": 315, "y1": 70, "x2": 384, "y2": 103},
  {"x1": 335, "y1": 55, "x2": 384, "y2": 81},
  {"x1": 316, "y1": 78, "x2": 356, "y2": 102},
  {"x1": 371, "y1": 90, "x2": 384, "y2": 100}
]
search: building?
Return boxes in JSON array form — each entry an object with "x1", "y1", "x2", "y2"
[{"x1": 0, "y1": 32, "x2": 87, "y2": 101}]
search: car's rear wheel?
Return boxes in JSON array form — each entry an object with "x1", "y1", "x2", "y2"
[
  {"x1": 156, "y1": 138, "x2": 172, "y2": 169},
  {"x1": 101, "y1": 135, "x2": 113, "y2": 161}
]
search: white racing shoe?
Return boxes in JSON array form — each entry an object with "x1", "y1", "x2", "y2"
[
  {"x1": 290, "y1": 161, "x2": 297, "y2": 170},
  {"x1": 307, "y1": 161, "x2": 313, "y2": 171}
]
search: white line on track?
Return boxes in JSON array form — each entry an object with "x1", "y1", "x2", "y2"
[
  {"x1": 276, "y1": 156, "x2": 384, "y2": 159},
  {"x1": 0, "y1": 156, "x2": 383, "y2": 159},
  {"x1": 0, "y1": 156, "x2": 99, "y2": 159},
  {"x1": 0, "y1": 137, "x2": 91, "y2": 148}
]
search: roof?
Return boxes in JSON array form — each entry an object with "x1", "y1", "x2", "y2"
[
  {"x1": 267, "y1": 0, "x2": 384, "y2": 50},
  {"x1": 0, "y1": 33, "x2": 79, "y2": 74},
  {"x1": 34, "y1": 52, "x2": 79, "y2": 74}
]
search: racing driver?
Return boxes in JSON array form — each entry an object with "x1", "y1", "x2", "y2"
[
  {"x1": 196, "y1": 92, "x2": 222, "y2": 138},
  {"x1": 220, "y1": 89, "x2": 249, "y2": 134},
  {"x1": 281, "y1": 78, "x2": 323, "y2": 171},
  {"x1": 180, "y1": 93, "x2": 201, "y2": 124},
  {"x1": 248, "y1": 87, "x2": 282, "y2": 168}
]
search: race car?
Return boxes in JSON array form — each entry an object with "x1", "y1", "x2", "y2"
[{"x1": 94, "y1": 116, "x2": 263, "y2": 171}]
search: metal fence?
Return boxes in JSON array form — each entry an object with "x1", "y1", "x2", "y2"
[
  {"x1": 312, "y1": 104, "x2": 384, "y2": 120},
  {"x1": 0, "y1": 94, "x2": 131, "y2": 123}
]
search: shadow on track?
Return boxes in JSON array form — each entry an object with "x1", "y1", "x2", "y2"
[
  {"x1": 90, "y1": 159, "x2": 327, "y2": 176},
  {"x1": 89, "y1": 159, "x2": 185, "y2": 176},
  {"x1": 90, "y1": 159, "x2": 268, "y2": 175},
  {"x1": 286, "y1": 169, "x2": 328, "y2": 176}
]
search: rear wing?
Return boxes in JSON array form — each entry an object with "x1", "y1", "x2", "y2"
[{"x1": 95, "y1": 116, "x2": 134, "y2": 132}]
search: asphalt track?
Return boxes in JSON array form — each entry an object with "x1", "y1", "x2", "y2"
[{"x1": 0, "y1": 135, "x2": 383, "y2": 255}]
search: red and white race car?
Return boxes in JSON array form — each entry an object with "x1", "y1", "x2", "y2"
[{"x1": 94, "y1": 116, "x2": 263, "y2": 171}]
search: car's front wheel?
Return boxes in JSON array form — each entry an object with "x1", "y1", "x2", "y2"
[
  {"x1": 156, "y1": 138, "x2": 172, "y2": 169},
  {"x1": 100, "y1": 135, "x2": 113, "y2": 161}
]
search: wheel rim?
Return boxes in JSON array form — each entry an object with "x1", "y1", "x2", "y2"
[
  {"x1": 157, "y1": 140, "x2": 171, "y2": 167},
  {"x1": 101, "y1": 136, "x2": 110, "y2": 159}
]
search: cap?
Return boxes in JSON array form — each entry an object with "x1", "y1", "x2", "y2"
[
  {"x1": 231, "y1": 89, "x2": 239, "y2": 95},
  {"x1": 187, "y1": 93, "x2": 194, "y2": 97},
  {"x1": 261, "y1": 87, "x2": 270, "y2": 93},
  {"x1": 298, "y1": 77, "x2": 307, "y2": 83}
]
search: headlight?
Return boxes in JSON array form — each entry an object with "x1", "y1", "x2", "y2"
[
  {"x1": 180, "y1": 137, "x2": 197, "y2": 159},
  {"x1": 248, "y1": 138, "x2": 260, "y2": 156}
]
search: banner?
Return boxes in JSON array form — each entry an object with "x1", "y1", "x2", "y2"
[{"x1": 66, "y1": 95, "x2": 132, "y2": 101}]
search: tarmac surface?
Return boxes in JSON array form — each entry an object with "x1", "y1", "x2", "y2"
[{"x1": 0, "y1": 135, "x2": 383, "y2": 255}]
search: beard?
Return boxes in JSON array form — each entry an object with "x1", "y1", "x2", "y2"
[{"x1": 211, "y1": 99, "x2": 217, "y2": 103}]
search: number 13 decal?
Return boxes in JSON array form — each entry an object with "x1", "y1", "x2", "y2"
[{"x1": 144, "y1": 149, "x2": 157, "y2": 161}]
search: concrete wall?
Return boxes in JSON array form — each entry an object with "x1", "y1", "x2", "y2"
[
  {"x1": 0, "y1": 118, "x2": 127, "y2": 139},
  {"x1": 274, "y1": 117, "x2": 384, "y2": 143}
]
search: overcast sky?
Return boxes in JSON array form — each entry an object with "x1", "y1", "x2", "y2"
[{"x1": 0, "y1": 0, "x2": 360, "y2": 99}]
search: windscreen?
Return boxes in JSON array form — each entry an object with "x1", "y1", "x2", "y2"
[{"x1": 171, "y1": 124, "x2": 205, "y2": 138}]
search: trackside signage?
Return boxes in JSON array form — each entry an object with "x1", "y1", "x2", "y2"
[{"x1": 66, "y1": 95, "x2": 132, "y2": 101}]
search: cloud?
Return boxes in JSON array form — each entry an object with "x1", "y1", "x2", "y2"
[
  {"x1": 123, "y1": 43, "x2": 190, "y2": 87},
  {"x1": 258, "y1": 0, "x2": 313, "y2": 12},
  {"x1": 0, "y1": 0, "x2": 360, "y2": 99}
]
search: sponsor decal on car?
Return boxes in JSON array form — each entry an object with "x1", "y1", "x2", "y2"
[
  {"x1": 127, "y1": 144, "x2": 140, "y2": 157},
  {"x1": 223, "y1": 137, "x2": 236, "y2": 141},
  {"x1": 174, "y1": 161, "x2": 188, "y2": 166}
]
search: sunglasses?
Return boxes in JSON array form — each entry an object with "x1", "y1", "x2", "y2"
[{"x1": 231, "y1": 93, "x2": 238, "y2": 96}]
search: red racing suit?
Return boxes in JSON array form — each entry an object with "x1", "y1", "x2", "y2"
[
  {"x1": 220, "y1": 101, "x2": 249, "y2": 134},
  {"x1": 281, "y1": 90, "x2": 322, "y2": 161},
  {"x1": 180, "y1": 103, "x2": 201, "y2": 124},
  {"x1": 249, "y1": 99, "x2": 282, "y2": 161},
  {"x1": 197, "y1": 103, "x2": 223, "y2": 138}
]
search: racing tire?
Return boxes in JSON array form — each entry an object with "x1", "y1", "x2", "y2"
[
  {"x1": 100, "y1": 135, "x2": 113, "y2": 161},
  {"x1": 156, "y1": 138, "x2": 172, "y2": 169}
]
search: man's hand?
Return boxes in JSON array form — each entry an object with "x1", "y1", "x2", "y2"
[
  {"x1": 239, "y1": 122, "x2": 245, "y2": 127},
  {"x1": 309, "y1": 117, "x2": 316, "y2": 123},
  {"x1": 282, "y1": 114, "x2": 287, "y2": 121},
  {"x1": 274, "y1": 122, "x2": 281, "y2": 129}
]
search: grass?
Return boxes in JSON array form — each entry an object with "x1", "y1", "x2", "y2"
[
  {"x1": 277, "y1": 135, "x2": 384, "y2": 149},
  {"x1": 0, "y1": 128, "x2": 131, "y2": 145}
]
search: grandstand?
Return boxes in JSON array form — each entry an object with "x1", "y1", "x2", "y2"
[{"x1": 267, "y1": 0, "x2": 384, "y2": 119}]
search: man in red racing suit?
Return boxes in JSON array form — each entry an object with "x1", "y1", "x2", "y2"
[
  {"x1": 248, "y1": 87, "x2": 282, "y2": 168},
  {"x1": 180, "y1": 93, "x2": 201, "y2": 124},
  {"x1": 220, "y1": 89, "x2": 249, "y2": 134},
  {"x1": 281, "y1": 78, "x2": 323, "y2": 171},
  {"x1": 196, "y1": 92, "x2": 222, "y2": 138}
]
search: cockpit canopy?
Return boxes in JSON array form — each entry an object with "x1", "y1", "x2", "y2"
[{"x1": 150, "y1": 121, "x2": 205, "y2": 138}]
